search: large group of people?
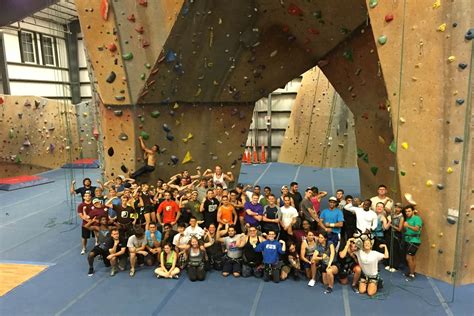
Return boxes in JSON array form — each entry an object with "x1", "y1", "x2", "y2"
[{"x1": 71, "y1": 138, "x2": 423, "y2": 296}]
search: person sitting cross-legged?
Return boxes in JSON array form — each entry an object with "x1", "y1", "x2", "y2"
[{"x1": 154, "y1": 243, "x2": 180, "y2": 279}]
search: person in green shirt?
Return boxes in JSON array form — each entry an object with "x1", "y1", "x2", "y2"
[
  {"x1": 403, "y1": 206, "x2": 422, "y2": 280},
  {"x1": 184, "y1": 191, "x2": 203, "y2": 226}
]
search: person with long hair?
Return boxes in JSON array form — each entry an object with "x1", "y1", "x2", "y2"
[
  {"x1": 313, "y1": 231, "x2": 338, "y2": 294},
  {"x1": 300, "y1": 231, "x2": 318, "y2": 287},
  {"x1": 337, "y1": 238, "x2": 362, "y2": 293},
  {"x1": 356, "y1": 239, "x2": 388, "y2": 296},
  {"x1": 241, "y1": 225, "x2": 265, "y2": 278},
  {"x1": 155, "y1": 243, "x2": 180, "y2": 279},
  {"x1": 184, "y1": 236, "x2": 209, "y2": 281},
  {"x1": 280, "y1": 240, "x2": 301, "y2": 281},
  {"x1": 385, "y1": 203, "x2": 404, "y2": 272}
]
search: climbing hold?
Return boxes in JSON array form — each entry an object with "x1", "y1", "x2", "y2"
[
  {"x1": 113, "y1": 110, "x2": 123, "y2": 116},
  {"x1": 447, "y1": 56, "x2": 456, "y2": 63},
  {"x1": 173, "y1": 103, "x2": 179, "y2": 109},
  {"x1": 454, "y1": 136, "x2": 464, "y2": 143},
  {"x1": 400, "y1": 171, "x2": 406, "y2": 176},
  {"x1": 120, "y1": 165, "x2": 128, "y2": 173},
  {"x1": 378, "y1": 35, "x2": 387, "y2": 45},
  {"x1": 140, "y1": 131, "x2": 150, "y2": 140},
  {"x1": 100, "y1": 0, "x2": 109, "y2": 20},
  {"x1": 458, "y1": 63, "x2": 468, "y2": 69},
  {"x1": 127, "y1": 14, "x2": 135, "y2": 22},
  {"x1": 123, "y1": 53, "x2": 133, "y2": 60},
  {"x1": 401, "y1": 142, "x2": 409, "y2": 150},
  {"x1": 437, "y1": 23, "x2": 446, "y2": 32},
  {"x1": 288, "y1": 3, "x2": 303, "y2": 16},
  {"x1": 465, "y1": 28, "x2": 474, "y2": 40},
  {"x1": 140, "y1": 73, "x2": 146, "y2": 80},
  {"x1": 23, "y1": 139, "x2": 31, "y2": 146},
  {"x1": 404, "y1": 193, "x2": 417, "y2": 205},
  {"x1": 456, "y1": 98, "x2": 464, "y2": 105},
  {"x1": 106, "y1": 43, "x2": 117, "y2": 52},
  {"x1": 24, "y1": 100, "x2": 31, "y2": 107},
  {"x1": 138, "y1": 0, "x2": 147, "y2": 7},
  {"x1": 107, "y1": 147, "x2": 114, "y2": 157},
  {"x1": 166, "y1": 134, "x2": 174, "y2": 141},
  {"x1": 399, "y1": 117, "x2": 406, "y2": 123},
  {"x1": 135, "y1": 25, "x2": 144, "y2": 34},
  {"x1": 151, "y1": 110, "x2": 160, "y2": 118},
  {"x1": 378, "y1": 136, "x2": 385, "y2": 144},
  {"x1": 432, "y1": 0, "x2": 441, "y2": 9},
  {"x1": 431, "y1": 244, "x2": 436, "y2": 248},
  {"x1": 106, "y1": 71, "x2": 116, "y2": 83},
  {"x1": 342, "y1": 50, "x2": 353, "y2": 62},
  {"x1": 9, "y1": 128, "x2": 14, "y2": 139},
  {"x1": 165, "y1": 50, "x2": 177, "y2": 63},
  {"x1": 439, "y1": 232, "x2": 444, "y2": 237},
  {"x1": 447, "y1": 167, "x2": 453, "y2": 174},
  {"x1": 369, "y1": 0, "x2": 378, "y2": 8},
  {"x1": 385, "y1": 14, "x2": 394, "y2": 22},
  {"x1": 92, "y1": 127, "x2": 99, "y2": 140},
  {"x1": 370, "y1": 166, "x2": 378, "y2": 176},
  {"x1": 0, "y1": 96, "x2": 3, "y2": 104},
  {"x1": 426, "y1": 180, "x2": 433, "y2": 187},
  {"x1": 118, "y1": 133, "x2": 128, "y2": 141},
  {"x1": 15, "y1": 155, "x2": 22, "y2": 164},
  {"x1": 453, "y1": 160, "x2": 460, "y2": 164},
  {"x1": 446, "y1": 217, "x2": 456, "y2": 225},
  {"x1": 437, "y1": 184, "x2": 444, "y2": 190},
  {"x1": 170, "y1": 155, "x2": 179, "y2": 165},
  {"x1": 438, "y1": 249, "x2": 444, "y2": 254},
  {"x1": 48, "y1": 143, "x2": 55, "y2": 153},
  {"x1": 182, "y1": 151, "x2": 192, "y2": 164},
  {"x1": 162, "y1": 124, "x2": 171, "y2": 133},
  {"x1": 195, "y1": 87, "x2": 202, "y2": 97}
]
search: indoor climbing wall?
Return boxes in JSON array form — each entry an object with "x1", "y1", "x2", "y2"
[
  {"x1": 75, "y1": 100, "x2": 100, "y2": 159},
  {"x1": 0, "y1": 95, "x2": 81, "y2": 169},
  {"x1": 367, "y1": 0, "x2": 473, "y2": 284},
  {"x1": 321, "y1": 25, "x2": 399, "y2": 199},
  {"x1": 279, "y1": 67, "x2": 357, "y2": 168}
]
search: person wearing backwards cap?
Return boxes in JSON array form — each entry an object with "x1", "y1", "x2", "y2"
[{"x1": 319, "y1": 197, "x2": 344, "y2": 247}]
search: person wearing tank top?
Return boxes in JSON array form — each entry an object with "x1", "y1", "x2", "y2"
[
  {"x1": 300, "y1": 231, "x2": 319, "y2": 287},
  {"x1": 185, "y1": 236, "x2": 210, "y2": 281},
  {"x1": 241, "y1": 226, "x2": 265, "y2": 278},
  {"x1": 203, "y1": 165, "x2": 234, "y2": 189},
  {"x1": 155, "y1": 244, "x2": 180, "y2": 279}
]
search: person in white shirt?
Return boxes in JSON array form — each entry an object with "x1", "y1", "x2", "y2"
[
  {"x1": 370, "y1": 185, "x2": 393, "y2": 213},
  {"x1": 355, "y1": 239, "x2": 388, "y2": 296},
  {"x1": 280, "y1": 196, "x2": 298, "y2": 239},
  {"x1": 184, "y1": 216, "x2": 205, "y2": 240},
  {"x1": 344, "y1": 199, "x2": 377, "y2": 234}
]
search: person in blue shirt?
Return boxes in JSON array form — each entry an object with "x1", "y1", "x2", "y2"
[
  {"x1": 319, "y1": 196, "x2": 344, "y2": 247},
  {"x1": 255, "y1": 230, "x2": 286, "y2": 283},
  {"x1": 145, "y1": 222, "x2": 162, "y2": 266}
]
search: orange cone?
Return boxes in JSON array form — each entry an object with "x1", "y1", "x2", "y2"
[
  {"x1": 252, "y1": 145, "x2": 259, "y2": 164},
  {"x1": 243, "y1": 148, "x2": 251, "y2": 164},
  {"x1": 260, "y1": 144, "x2": 266, "y2": 164}
]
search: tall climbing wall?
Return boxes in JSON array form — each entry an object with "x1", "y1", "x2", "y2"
[
  {"x1": 367, "y1": 0, "x2": 473, "y2": 284},
  {"x1": 76, "y1": 100, "x2": 100, "y2": 160},
  {"x1": 0, "y1": 95, "x2": 81, "y2": 169},
  {"x1": 279, "y1": 67, "x2": 357, "y2": 168}
]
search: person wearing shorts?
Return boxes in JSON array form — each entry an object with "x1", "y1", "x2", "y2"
[
  {"x1": 355, "y1": 239, "x2": 389, "y2": 296},
  {"x1": 403, "y1": 205, "x2": 422, "y2": 281},
  {"x1": 337, "y1": 238, "x2": 361, "y2": 292}
]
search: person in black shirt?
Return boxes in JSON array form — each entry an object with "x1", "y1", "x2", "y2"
[
  {"x1": 337, "y1": 237, "x2": 362, "y2": 292},
  {"x1": 289, "y1": 182, "x2": 303, "y2": 214},
  {"x1": 106, "y1": 195, "x2": 136, "y2": 239},
  {"x1": 241, "y1": 226, "x2": 264, "y2": 278},
  {"x1": 161, "y1": 223, "x2": 178, "y2": 246},
  {"x1": 70, "y1": 177, "x2": 103, "y2": 201},
  {"x1": 201, "y1": 189, "x2": 220, "y2": 228},
  {"x1": 262, "y1": 194, "x2": 281, "y2": 235},
  {"x1": 341, "y1": 195, "x2": 356, "y2": 244},
  {"x1": 88, "y1": 228, "x2": 126, "y2": 277}
]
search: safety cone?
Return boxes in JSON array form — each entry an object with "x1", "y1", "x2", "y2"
[
  {"x1": 252, "y1": 145, "x2": 259, "y2": 164},
  {"x1": 243, "y1": 148, "x2": 251, "y2": 164},
  {"x1": 260, "y1": 144, "x2": 266, "y2": 164}
]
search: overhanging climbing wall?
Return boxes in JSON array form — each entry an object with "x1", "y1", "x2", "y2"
[
  {"x1": 279, "y1": 67, "x2": 357, "y2": 168},
  {"x1": 367, "y1": 0, "x2": 473, "y2": 284},
  {"x1": 0, "y1": 95, "x2": 82, "y2": 169}
]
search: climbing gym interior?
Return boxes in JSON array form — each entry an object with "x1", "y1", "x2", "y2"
[{"x1": 0, "y1": 0, "x2": 472, "y2": 315}]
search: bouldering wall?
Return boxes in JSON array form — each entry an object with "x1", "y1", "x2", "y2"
[
  {"x1": 0, "y1": 95, "x2": 81, "y2": 169},
  {"x1": 320, "y1": 25, "x2": 399, "y2": 199},
  {"x1": 279, "y1": 67, "x2": 357, "y2": 168},
  {"x1": 75, "y1": 100, "x2": 100, "y2": 160},
  {"x1": 367, "y1": 0, "x2": 473, "y2": 284}
]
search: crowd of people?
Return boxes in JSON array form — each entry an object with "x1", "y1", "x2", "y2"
[{"x1": 70, "y1": 136, "x2": 423, "y2": 296}]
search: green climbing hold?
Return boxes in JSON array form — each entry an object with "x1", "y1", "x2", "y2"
[
  {"x1": 362, "y1": 153, "x2": 369, "y2": 164},
  {"x1": 389, "y1": 140, "x2": 397, "y2": 153},
  {"x1": 9, "y1": 129, "x2": 14, "y2": 139},
  {"x1": 343, "y1": 49, "x2": 353, "y2": 62},
  {"x1": 369, "y1": 0, "x2": 378, "y2": 8},
  {"x1": 140, "y1": 73, "x2": 146, "y2": 80},
  {"x1": 123, "y1": 52, "x2": 134, "y2": 60},
  {"x1": 357, "y1": 148, "x2": 365, "y2": 158},
  {"x1": 140, "y1": 131, "x2": 150, "y2": 140},
  {"x1": 400, "y1": 170, "x2": 406, "y2": 176},
  {"x1": 15, "y1": 155, "x2": 22, "y2": 164},
  {"x1": 140, "y1": 116, "x2": 145, "y2": 123},
  {"x1": 312, "y1": 11, "x2": 322, "y2": 19},
  {"x1": 145, "y1": 63, "x2": 151, "y2": 69},
  {"x1": 151, "y1": 110, "x2": 160, "y2": 118},
  {"x1": 370, "y1": 166, "x2": 378, "y2": 176},
  {"x1": 378, "y1": 35, "x2": 387, "y2": 45}
]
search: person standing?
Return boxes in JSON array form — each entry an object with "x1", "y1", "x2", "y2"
[
  {"x1": 262, "y1": 194, "x2": 281, "y2": 235},
  {"x1": 217, "y1": 195, "x2": 238, "y2": 226},
  {"x1": 201, "y1": 189, "x2": 220, "y2": 228},
  {"x1": 300, "y1": 188, "x2": 320, "y2": 231},
  {"x1": 157, "y1": 191, "x2": 181, "y2": 227},
  {"x1": 344, "y1": 199, "x2": 378, "y2": 235},
  {"x1": 78, "y1": 191, "x2": 93, "y2": 255},
  {"x1": 385, "y1": 203, "x2": 404, "y2": 272},
  {"x1": 319, "y1": 197, "x2": 344, "y2": 246},
  {"x1": 244, "y1": 193, "x2": 264, "y2": 230},
  {"x1": 370, "y1": 184, "x2": 393, "y2": 214},
  {"x1": 289, "y1": 182, "x2": 303, "y2": 213},
  {"x1": 279, "y1": 196, "x2": 299, "y2": 241},
  {"x1": 403, "y1": 206, "x2": 422, "y2": 281}
]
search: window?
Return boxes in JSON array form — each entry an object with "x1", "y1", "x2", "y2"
[
  {"x1": 20, "y1": 31, "x2": 36, "y2": 63},
  {"x1": 41, "y1": 35, "x2": 55, "y2": 66}
]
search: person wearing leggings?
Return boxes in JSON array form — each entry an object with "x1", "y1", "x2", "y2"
[{"x1": 185, "y1": 236, "x2": 208, "y2": 281}]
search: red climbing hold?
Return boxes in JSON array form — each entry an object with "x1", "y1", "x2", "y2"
[
  {"x1": 135, "y1": 26, "x2": 144, "y2": 34},
  {"x1": 107, "y1": 43, "x2": 117, "y2": 52},
  {"x1": 127, "y1": 14, "x2": 136, "y2": 22},
  {"x1": 282, "y1": 25, "x2": 290, "y2": 33},
  {"x1": 138, "y1": 0, "x2": 148, "y2": 7},
  {"x1": 385, "y1": 14, "x2": 394, "y2": 22},
  {"x1": 0, "y1": 96, "x2": 4, "y2": 105},
  {"x1": 100, "y1": 0, "x2": 109, "y2": 21},
  {"x1": 141, "y1": 39, "x2": 150, "y2": 48},
  {"x1": 93, "y1": 127, "x2": 99, "y2": 140},
  {"x1": 288, "y1": 3, "x2": 303, "y2": 16},
  {"x1": 308, "y1": 27, "x2": 319, "y2": 35}
]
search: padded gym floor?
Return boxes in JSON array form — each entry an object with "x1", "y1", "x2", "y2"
[{"x1": 0, "y1": 163, "x2": 472, "y2": 315}]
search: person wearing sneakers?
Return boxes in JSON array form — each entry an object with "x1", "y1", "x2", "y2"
[
  {"x1": 78, "y1": 191, "x2": 93, "y2": 255},
  {"x1": 319, "y1": 197, "x2": 344, "y2": 247},
  {"x1": 337, "y1": 238, "x2": 362, "y2": 293},
  {"x1": 85, "y1": 216, "x2": 111, "y2": 276},
  {"x1": 385, "y1": 202, "x2": 405, "y2": 272},
  {"x1": 403, "y1": 205, "x2": 422, "y2": 281},
  {"x1": 96, "y1": 228, "x2": 127, "y2": 277},
  {"x1": 127, "y1": 227, "x2": 148, "y2": 277},
  {"x1": 300, "y1": 231, "x2": 318, "y2": 287},
  {"x1": 155, "y1": 243, "x2": 180, "y2": 279}
]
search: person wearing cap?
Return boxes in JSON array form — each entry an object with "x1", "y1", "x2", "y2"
[
  {"x1": 89, "y1": 198, "x2": 108, "y2": 245},
  {"x1": 300, "y1": 188, "x2": 320, "y2": 231},
  {"x1": 310, "y1": 186, "x2": 328, "y2": 216},
  {"x1": 385, "y1": 202, "x2": 404, "y2": 272},
  {"x1": 319, "y1": 197, "x2": 344, "y2": 246},
  {"x1": 370, "y1": 185, "x2": 393, "y2": 214}
]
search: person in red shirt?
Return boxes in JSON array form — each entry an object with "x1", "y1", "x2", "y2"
[
  {"x1": 78, "y1": 191, "x2": 93, "y2": 255},
  {"x1": 157, "y1": 191, "x2": 181, "y2": 227}
]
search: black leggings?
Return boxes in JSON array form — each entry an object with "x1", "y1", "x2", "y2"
[
  {"x1": 263, "y1": 263, "x2": 281, "y2": 283},
  {"x1": 188, "y1": 264, "x2": 206, "y2": 281},
  {"x1": 131, "y1": 165, "x2": 155, "y2": 179}
]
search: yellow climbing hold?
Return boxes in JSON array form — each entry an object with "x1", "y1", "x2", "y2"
[
  {"x1": 426, "y1": 180, "x2": 433, "y2": 187},
  {"x1": 432, "y1": 0, "x2": 441, "y2": 9},
  {"x1": 378, "y1": 136, "x2": 385, "y2": 144},
  {"x1": 431, "y1": 244, "x2": 436, "y2": 248},
  {"x1": 447, "y1": 167, "x2": 453, "y2": 174},
  {"x1": 195, "y1": 87, "x2": 202, "y2": 96},
  {"x1": 448, "y1": 56, "x2": 456, "y2": 63},
  {"x1": 437, "y1": 23, "x2": 446, "y2": 32},
  {"x1": 439, "y1": 232, "x2": 444, "y2": 237},
  {"x1": 182, "y1": 133, "x2": 193, "y2": 143},
  {"x1": 182, "y1": 151, "x2": 192, "y2": 164},
  {"x1": 401, "y1": 142, "x2": 409, "y2": 150},
  {"x1": 400, "y1": 117, "x2": 406, "y2": 123},
  {"x1": 173, "y1": 102, "x2": 179, "y2": 109}
]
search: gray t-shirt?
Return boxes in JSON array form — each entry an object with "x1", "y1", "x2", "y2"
[
  {"x1": 301, "y1": 198, "x2": 315, "y2": 222},
  {"x1": 224, "y1": 235, "x2": 242, "y2": 259},
  {"x1": 127, "y1": 235, "x2": 147, "y2": 248}
]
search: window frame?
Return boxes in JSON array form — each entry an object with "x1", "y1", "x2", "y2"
[
  {"x1": 18, "y1": 30, "x2": 37, "y2": 64},
  {"x1": 40, "y1": 34, "x2": 56, "y2": 66}
]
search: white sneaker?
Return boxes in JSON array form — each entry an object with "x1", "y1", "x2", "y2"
[
  {"x1": 384, "y1": 266, "x2": 390, "y2": 271},
  {"x1": 389, "y1": 268, "x2": 397, "y2": 273},
  {"x1": 81, "y1": 248, "x2": 86, "y2": 255},
  {"x1": 308, "y1": 279, "x2": 316, "y2": 287}
]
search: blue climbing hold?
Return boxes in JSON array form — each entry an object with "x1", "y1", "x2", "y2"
[
  {"x1": 465, "y1": 28, "x2": 474, "y2": 40},
  {"x1": 456, "y1": 98, "x2": 465, "y2": 105},
  {"x1": 166, "y1": 134, "x2": 174, "y2": 141},
  {"x1": 170, "y1": 155, "x2": 179, "y2": 165},
  {"x1": 458, "y1": 63, "x2": 468, "y2": 69},
  {"x1": 165, "y1": 50, "x2": 177, "y2": 63},
  {"x1": 163, "y1": 124, "x2": 171, "y2": 133}
]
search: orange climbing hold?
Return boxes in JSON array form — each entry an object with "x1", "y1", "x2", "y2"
[
  {"x1": 288, "y1": 4, "x2": 303, "y2": 16},
  {"x1": 100, "y1": 0, "x2": 109, "y2": 21}
]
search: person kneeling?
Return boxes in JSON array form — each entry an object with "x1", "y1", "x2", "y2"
[
  {"x1": 185, "y1": 236, "x2": 208, "y2": 282},
  {"x1": 255, "y1": 230, "x2": 285, "y2": 283},
  {"x1": 313, "y1": 231, "x2": 338, "y2": 294},
  {"x1": 355, "y1": 239, "x2": 388, "y2": 296},
  {"x1": 155, "y1": 243, "x2": 180, "y2": 279}
]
